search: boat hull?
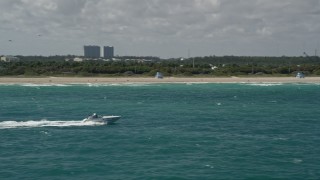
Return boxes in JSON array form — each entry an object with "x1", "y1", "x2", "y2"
[
  {"x1": 102, "y1": 116, "x2": 121, "y2": 124},
  {"x1": 83, "y1": 115, "x2": 121, "y2": 124}
]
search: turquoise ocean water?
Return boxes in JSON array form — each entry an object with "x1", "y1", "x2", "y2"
[{"x1": 0, "y1": 82, "x2": 319, "y2": 179}]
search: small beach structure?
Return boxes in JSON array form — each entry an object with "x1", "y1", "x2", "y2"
[
  {"x1": 296, "y1": 72, "x2": 305, "y2": 78},
  {"x1": 155, "y1": 72, "x2": 163, "y2": 79}
]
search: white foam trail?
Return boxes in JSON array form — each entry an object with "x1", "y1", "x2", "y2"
[{"x1": 0, "y1": 120, "x2": 105, "y2": 129}]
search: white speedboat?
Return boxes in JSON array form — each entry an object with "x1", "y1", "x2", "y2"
[{"x1": 83, "y1": 113, "x2": 121, "y2": 124}]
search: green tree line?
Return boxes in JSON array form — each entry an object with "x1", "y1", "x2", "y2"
[{"x1": 1, "y1": 55, "x2": 320, "y2": 76}]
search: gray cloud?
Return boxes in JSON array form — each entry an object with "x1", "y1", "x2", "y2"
[{"x1": 0, "y1": 0, "x2": 319, "y2": 57}]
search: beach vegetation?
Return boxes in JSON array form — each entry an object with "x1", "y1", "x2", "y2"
[{"x1": 1, "y1": 55, "x2": 320, "y2": 77}]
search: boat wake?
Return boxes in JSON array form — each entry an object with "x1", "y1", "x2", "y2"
[{"x1": 0, "y1": 120, "x2": 105, "y2": 129}]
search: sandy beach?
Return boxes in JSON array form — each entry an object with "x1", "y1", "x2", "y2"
[{"x1": 1, "y1": 77, "x2": 320, "y2": 84}]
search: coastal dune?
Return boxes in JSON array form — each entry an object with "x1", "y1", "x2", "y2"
[{"x1": 1, "y1": 77, "x2": 320, "y2": 84}]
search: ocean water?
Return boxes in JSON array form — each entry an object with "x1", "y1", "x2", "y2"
[{"x1": 0, "y1": 82, "x2": 320, "y2": 179}]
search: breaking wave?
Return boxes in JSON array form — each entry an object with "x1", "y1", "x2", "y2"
[
  {"x1": 0, "y1": 83, "x2": 153, "y2": 87},
  {"x1": 246, "y1": 83, "x2": 283, "y2": 86},
  {"x1": 0, "y1": 120, "x2": 105, "y2": 129}
]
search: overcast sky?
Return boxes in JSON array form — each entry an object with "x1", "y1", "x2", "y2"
[{"x1": 1, "y1": 0, "x2": 320, "y2": 58}]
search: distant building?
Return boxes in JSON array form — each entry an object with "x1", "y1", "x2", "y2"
[
  {"x1": 0, "y1": 56, "x2": 20, "y2": 62},
  {"x1": 73, "y1": 57, "x2": 83, "y2": 62},
  {"x1": 84, "y1": 45, "x2": 100, "y2": 58},
  {"x1": 104, "y1": 46, "x2": 114, "y2": 59}
]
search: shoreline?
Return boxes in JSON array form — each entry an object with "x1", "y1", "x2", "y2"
[{"x1": 1, "y1": 77, "x2": 320, "y2": 84}]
